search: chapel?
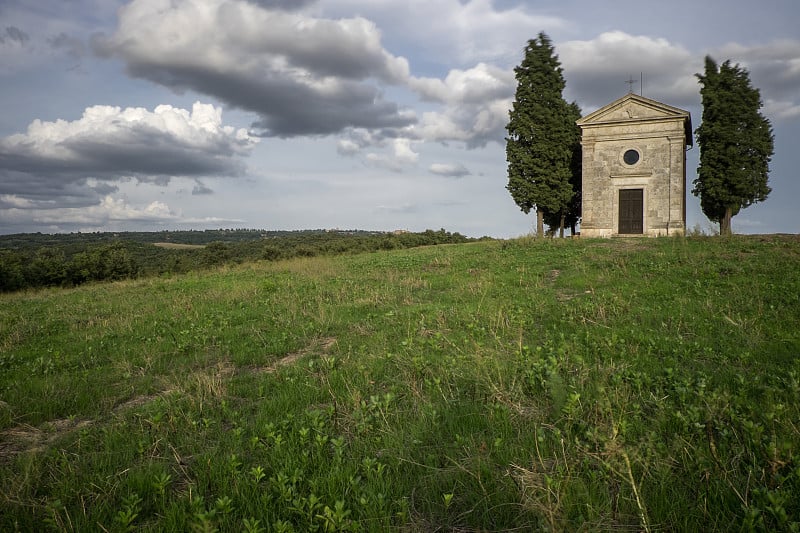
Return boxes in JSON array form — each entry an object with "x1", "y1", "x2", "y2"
[{"x1": 576, "y1": 93, "x2": 692, "y2": 237}]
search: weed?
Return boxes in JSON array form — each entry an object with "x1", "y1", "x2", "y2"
[{"x1": 114, "y1": 493, "x2": 142, "y2": 531}]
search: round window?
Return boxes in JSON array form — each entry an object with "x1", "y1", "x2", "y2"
[{"x1": 623, "y1": 149, "x2": 640, "y2": 165}]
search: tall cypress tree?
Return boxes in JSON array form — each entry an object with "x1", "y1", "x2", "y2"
[
  {"x1": 543, "y1": 101, "x2": 583, "y2": 237},
  {"x1": 506, "y1": 33, "x2": 581, "y2": 238},
  {"x1": 694, "y1": 56, "x2": 774, "y2": 236}
]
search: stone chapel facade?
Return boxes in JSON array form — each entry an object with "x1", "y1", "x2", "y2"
[{"x1": 576, "y1": 93, "x2": 692, "y2": 237}]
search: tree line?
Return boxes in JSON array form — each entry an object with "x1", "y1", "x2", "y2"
[
  {"x1": 0, "y1": 228, "x2": 386, "y2": 250},
  {"x1": 0, "y1": 229, "x2": 477, "y2": 292},
  {"x1": 506, "y1": 34, "x2": 774, "y2": 237}
]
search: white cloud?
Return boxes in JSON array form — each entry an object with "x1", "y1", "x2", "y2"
[
  {"x1": 429, "y1": 163, "x2": 470, "y2": 178},
  {"x1": 338, "y1": 130, "x2": 419, "y2": 168},
  {"x1": 414, "y1": 97, "x2": 512, "y2": 148},
  {"x1": 3, "y1": 101, "x2": 254, "y2": 165},
  {"x1": 336, "y1": 139, "x2": 361, "y2": 156},
  {"x1": 560, "y1": 31, "x2": 699, "y2": 110},
  {"x1": 2, "y1": 101, "x2": 255, "y2": 170},
  {"x1": 392, "y1": 138, "x2": 419, "y2": 164},
  {"x1": 0, "y1": 194, "x2": 36, "y2": 209},
  {"x1": 365, "y1": 138, "x2": 419, "y2": 171},
  {"x1": 404, "y1": 63, "x2": 514, "y2": 147},
  {"x1": 336, "y1": 128, "x2": 386, "y2": 154},
  {"x1": 410, "y1": 62, "x2": 514, "y2": 104}
]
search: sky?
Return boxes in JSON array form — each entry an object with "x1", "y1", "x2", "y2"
[{"x1": 1, "y1": 0, "x2": 799, "y2": 238}]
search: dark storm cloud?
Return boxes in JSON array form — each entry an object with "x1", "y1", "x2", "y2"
[
  {"x1": 0, "y1": 169, "x2": 96, "y2": 206},
  {"x1": 247, "y1": 80, "x2": 413, "y2": 137},
  {"x1": 67, "y1": 131, "x2": 247, "y2": 177},
  {"x1": 123, "y1": 62, "x2": 414, "y2": 137}
]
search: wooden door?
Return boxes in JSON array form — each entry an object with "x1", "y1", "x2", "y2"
[{"x1": 619, "y1": 189, "x2": 643, "y2": 234}]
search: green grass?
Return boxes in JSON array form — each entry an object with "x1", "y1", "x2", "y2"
[{"x1": 1, "y1": 235, "x2": 799, "y2": 531}]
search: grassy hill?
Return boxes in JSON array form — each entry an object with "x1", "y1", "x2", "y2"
[{"x1": 1, "y1": 235, "x2": 799, "y2": 531}]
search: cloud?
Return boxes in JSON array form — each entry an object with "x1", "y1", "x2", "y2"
[
  {"x1": 415, "y1": 97, "x2": 512, "y2": 148},
  {"x1": 336, "y1": 138, "x2": 362, "y2": 156},
  {"x1": 0, "y1": 194, "x2": 37, "y2": 209},
  {"x1": 559, "y1": 31, "x2": 699, "y2": 111},
  {"x1": 0, "y1": 193, "x2": 246, "y2": 233},
  {"x1": 311, "y1": 1, "x2": 565, "y2": 149},
  {"x1": 429, "y1": 163, "x2": 470, "y2": 178},
  {"x1": 764, "y1": 99, "x2": 800, "y2": 120},
  {"x1": 410, "y1": 62, "x2": 514, "y2": 104},
  {"x1": 374, "y1": 203, "x2": 418, "y2": 214},
  {"x1": 244, "y1": 0, "x2": 317, "y2": 10},
  {"x1": 87, "y1": 0, "x2": 559, "y2": 148},
  {"x1": 711, "y1": 39, "x2": 800, "y2": 121},
  {"x1": 0, "y1": 101, "x2": 256, "y2": 208},
  {"x1": 392, "y1": 138, "x2": 419, "y2": 164},
  {"x1": 336, "y1": 128, "x2": 387, "y2": 155},
  {"x1": 0, "y1": 195, "x2": 178, "y2": 227},
  {"x1": 408, "y1": 63, "x2": 514, "y2": 147},
  {"x1": 336, "y1": 129, "x2": 422, "y2": 169},
  {"x1": 0, "y1": 2, "x2": 115, "y2": 73},
  {"x1": 0, "y1": 25, "x2": 33, "y2": 72},
  {"x1": 365, "y1": 138, "x2": 419, "y2": 171},
  {"x1": 93, "y1": 0, "x2": 416, "y2": 137},
  {"x1": 323, "y1": 0, "x2": 566, "y2": 66},
  {"x1": 192, "y1": 180, "x2": 214, "y2": 195},
  {"x1": 554, "y1": 33, "x2": 800, "y2": 124},
  {"x1": 48, "y1": 32, "x2": 85, "y2": 61},
  {"x1": 0, "y1": 26, "x2": 29, "y2": 45}
]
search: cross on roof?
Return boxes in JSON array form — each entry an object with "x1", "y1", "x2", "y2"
[{"x1": 625, "y1": 75, "x2": 639, "y2": 93}]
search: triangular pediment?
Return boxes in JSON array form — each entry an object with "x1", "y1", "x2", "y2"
[{"x1": 577, "y1": 93, "x2": 690, "y2": 126}]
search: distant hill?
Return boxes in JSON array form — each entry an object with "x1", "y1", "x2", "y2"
[
  {"x1": 0, "y1": 228, "x2": 386, "y2": 249},
  {"x1": 0, "y1": 228, "x2": 476, "y2": 292}
]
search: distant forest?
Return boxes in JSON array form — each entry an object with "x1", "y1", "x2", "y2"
[{"x1": 0, "y1": 229, "x2": 481, "y2": 292}]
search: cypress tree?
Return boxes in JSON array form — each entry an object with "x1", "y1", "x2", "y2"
[
  {"x1": 506, "y1": 33, "x2": 581, "y2": 238},
  {"x1": 543, "y1": 101, "x2": 583, "y2": 237},
  {"x1": 694, "y1": 56, "x2": 774, "y2": 236}
]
